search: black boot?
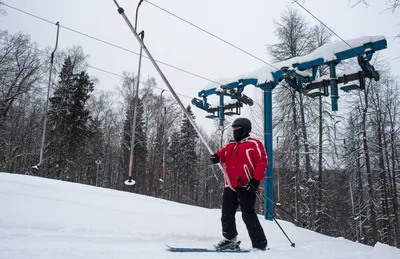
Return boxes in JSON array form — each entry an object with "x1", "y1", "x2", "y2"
[{"x1": 214, "y1": 237, "x2": 239, "y2": 250}]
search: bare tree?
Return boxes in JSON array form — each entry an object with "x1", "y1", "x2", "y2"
[
  {"x1": 0, "y1": 31, "x2": 44, "y2": 120},
  {"x1": 312, "y1": 23, "x2": 334, "y2": 234},
  {"x1": 212, "y1": 117, "x2": 232, "y2": 149},
  {"x1": 268, "y1": 8, "x2": 315, "y2": 61},
  {"x1": 343, "y1": 58, "x2": 399, "y2": 245},
  {"x1": 384, "y1": 79, "x2": 400, "y2": 247},
  {"x1": 0, "y1": 31, "x2": 45, "y2": 172},
  {"x1": 365, "y1": 67, "x2": 400, "y2": 247},
  {"x1": 86, "y1": 90, "x2": 121, "y2": 188},
  {"x1": 266, "y1": 7, "x2": 318, "y2": 228},
  {"x1": 351, "y1": 0, "x2": 399, "y2": 11}
]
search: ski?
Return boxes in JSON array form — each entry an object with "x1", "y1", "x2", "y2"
[{"x1": 166, "y1": 244, "x2": 251, "y2": 253}]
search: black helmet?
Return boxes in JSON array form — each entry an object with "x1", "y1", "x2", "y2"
[{"x1": 232, "y1": 117, "x2": 251, "y2": 141}]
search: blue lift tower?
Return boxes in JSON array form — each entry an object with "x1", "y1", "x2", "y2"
[{"x1": 192, "y1": 36, "x2": 387, "y2": 221}]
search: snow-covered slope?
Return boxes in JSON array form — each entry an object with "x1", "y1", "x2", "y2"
[{"x1": 1, "y1": 172, "x2": 399, "y2": 259}]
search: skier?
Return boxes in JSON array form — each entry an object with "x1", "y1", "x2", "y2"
[{"x1": 210, "y1": 117, "x2": 268, "y2": 251}]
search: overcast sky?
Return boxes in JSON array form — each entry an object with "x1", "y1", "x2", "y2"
[{"x1": 1, "y1": 0, "x2": 399, "y2": 135}]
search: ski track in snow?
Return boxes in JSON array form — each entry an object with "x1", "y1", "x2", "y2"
[{"x1": 1, "y1": 172, "x2": 399, "y2": 259}]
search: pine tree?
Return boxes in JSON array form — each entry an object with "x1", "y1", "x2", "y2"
[
  {"x1": 83, "y1": 112, "x2": 104, "y2": 186},
  {"x1": 166, "y1": 130, "x2": 181, "y2": 201},
  {"x1": 179, "y1": 106, "x2": 198, "y2": 204},
  {"x1": 45, "y1": 56, "x2": 94, "y2": 181}
]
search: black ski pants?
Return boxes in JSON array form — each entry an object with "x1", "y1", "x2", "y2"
[{"x1": 221, "y1": 187, "x2": 267, "y2": 249}]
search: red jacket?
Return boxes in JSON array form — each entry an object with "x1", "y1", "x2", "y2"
[{"x1": 216, "y1": 137, "x2": 268, "y2": 188}]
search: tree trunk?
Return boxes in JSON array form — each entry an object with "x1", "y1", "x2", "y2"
[
  {"x1": 292, "y1": 92, "x2": 301, "y2": 224},
  {"x1": 299, "y1": 92, "x2": 315, "y2": 229},
  {"x1": 389, "y1": 118, "x2": 400, "y2": 247},
  {"x1": 376, "y1": 121, "x2": 392, "y2": 244},
  {"x1": 361, "y1": 88, "x2": 378, "y2": 244},
  {"x1": 316, "y1": 95, "x2": 323, "y2": 233}
]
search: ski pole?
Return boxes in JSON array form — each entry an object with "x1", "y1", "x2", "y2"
[
  {"x1": 262, "y1": 196, "x2": 296, "y2": 247},
  {"x1": 237, "y1": 177, "x2": 295, "y2": 248},
  {"x1": 261, "y1": 192, "x2": 298, "y2": 223},
  {"x1": 111, "y1": 0, "x2": 236, "y2": 192}
]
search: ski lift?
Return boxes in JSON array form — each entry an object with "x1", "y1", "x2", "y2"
[
  {"x1": 159, "y1": 168, "x2": 167, "y2": 183},
  {"x1": 125, "y1": 178, "x2": 136, "y2": 186}
]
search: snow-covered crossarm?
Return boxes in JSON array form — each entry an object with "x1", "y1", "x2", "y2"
[
  {"x1": 198, "y1": 35, "x2": 386, "y2": 89},
  {"x1": 274, "y1": 35, "x2": 386, "y2": 71},
  {"x1": 194, "y1": 35, "x2": 387, "y2": 119}
]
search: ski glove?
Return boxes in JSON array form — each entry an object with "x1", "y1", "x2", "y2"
[
  {"x1": 245, "y1": 178, "x2": 260, "y2": 193},
  {"x1": 210, "y1": 153, "x2": 220, "y2": 164}
]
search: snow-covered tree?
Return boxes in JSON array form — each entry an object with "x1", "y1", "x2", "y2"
[{"x1": 45, "y1": 55, "x2": 94, "y2": 181}]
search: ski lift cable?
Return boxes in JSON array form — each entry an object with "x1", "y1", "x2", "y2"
[
  {"x1": 144, "y1": 0, "x2": 280, "y2": 71},
  {"x1": 292, "y1": 0, "x2": 355, "y2": 50},
  {"x1": 86, "y1": 65, "x2": 193, "y2": 99},
  {"x1": 112, "y1": 0, "x2": 236, "y2": 192},
  {"x1": 0, "y1": 31, "x2": 194, "y2": 100},
  {"x1": 0, "y1": 2, "x2": 222, "y2": 85}
]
